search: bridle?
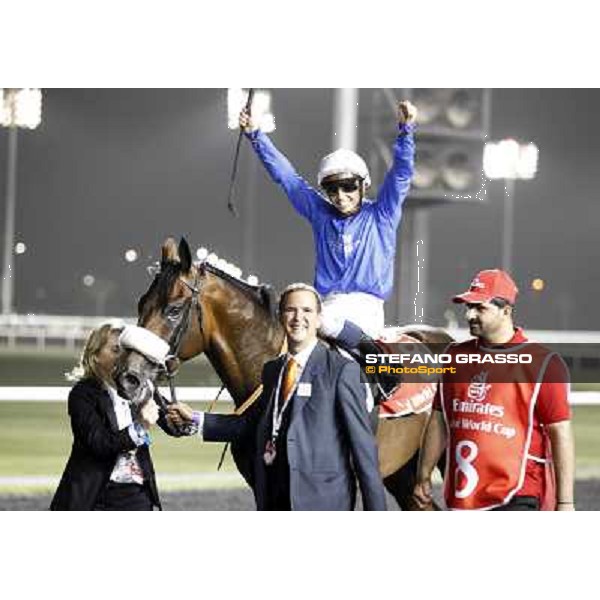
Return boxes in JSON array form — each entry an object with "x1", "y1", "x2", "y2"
[
  {"x1": 146, "y1": 263, "x2": 281, "y2": 423},
  {"x1": 159, "y1": 269, "x2": 206, "y2": 406}
]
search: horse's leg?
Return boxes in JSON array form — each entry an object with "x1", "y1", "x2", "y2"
[
  {"x1": 383, "y1": 452, "x2": 421, "y2": 510},
  {"x1": 377, "y1": 413, "x2": 440, "y2": 511},
  {"x1": 377, "y1": 413, "x2": 427, "y2": 478}
]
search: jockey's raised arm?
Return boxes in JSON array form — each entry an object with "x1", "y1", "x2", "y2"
[{"x1": 239, "y1": 99, "x2": 418, "y2": 391}]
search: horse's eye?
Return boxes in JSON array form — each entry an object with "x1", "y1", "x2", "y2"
[{"x1": 166, "y1": 305, "x2": 183, "y2": 321}]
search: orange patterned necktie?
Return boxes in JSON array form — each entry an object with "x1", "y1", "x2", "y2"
[{"x1": 279, "y1": 357, "x2": 299, "y2": 408}]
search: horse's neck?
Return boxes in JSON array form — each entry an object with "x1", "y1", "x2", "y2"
[{"x1": 204, "y1": 283, "x2": 284, "y2": 406}]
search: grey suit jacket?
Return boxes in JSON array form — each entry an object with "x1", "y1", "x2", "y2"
[{"x1": 203, "y1": 342, "x2": 386, "y2": 510}]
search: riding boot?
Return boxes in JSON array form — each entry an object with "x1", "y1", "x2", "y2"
[
  {"x1": 335, "y1": 321, "x2": 400, "y2": 396},
  {"x1": 356, "y1": 334, "x2": 401, "y2": 396}
]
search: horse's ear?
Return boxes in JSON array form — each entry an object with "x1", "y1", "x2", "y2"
[
  {"x1": 161, "y1": 238, "x2": 179, "y2": 265},
  {"x1": 178, "y1": 237, "x2": 192, "y2": 273}
]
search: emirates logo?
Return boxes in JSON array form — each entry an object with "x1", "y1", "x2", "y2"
[{"x1": 467, "y1": 371, "x2": 491, "y2": 402}]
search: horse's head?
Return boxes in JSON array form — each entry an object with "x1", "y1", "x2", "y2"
[
  {"x1": 116, "y1": 237, "x2": 206, "y2": 405},
  {"x1": 117, "y1": 235, "x2": 285, "y2": 407}
]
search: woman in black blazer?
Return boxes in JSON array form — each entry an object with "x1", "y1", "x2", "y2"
[{"x1": 51, "y1": 322, "x2": 175, "y2": 510}]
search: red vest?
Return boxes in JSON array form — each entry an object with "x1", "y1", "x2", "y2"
[{"x1": 440, "y1": 339, "x2": 556, "y2": 510}]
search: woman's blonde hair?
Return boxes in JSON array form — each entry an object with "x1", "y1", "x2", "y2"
[{"x1": 66, "y1": 321, "x2": 124, "y2": 382}]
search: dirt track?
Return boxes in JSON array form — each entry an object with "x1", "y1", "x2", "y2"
[{"x1": 1, "y1": 479, "x2": 598, "y2": 510}]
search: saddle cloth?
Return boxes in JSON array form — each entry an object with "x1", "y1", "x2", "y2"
[{"x1": 375, "y1": 330, "x2": 438, "y2": 419}]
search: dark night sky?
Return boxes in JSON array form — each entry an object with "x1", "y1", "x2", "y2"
[{"x1": 1, "y1": 88, "x2": 598, "y2": 330}]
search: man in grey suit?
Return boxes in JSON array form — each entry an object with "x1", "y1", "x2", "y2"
[{"x1": 168, "y1": 283, "x2": 386, "y2": 511}]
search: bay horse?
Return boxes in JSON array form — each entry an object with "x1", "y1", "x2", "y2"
[{"x1": 117, "y1": 238, "x2": 452, "y2": 510}]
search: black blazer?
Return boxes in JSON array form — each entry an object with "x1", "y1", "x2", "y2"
[
  {"x1": 50, "y1": 378, "x2": 177, "y2": 511},
  {"x1": 204, "y1": 342, "x2": 386, "y2": 511}
]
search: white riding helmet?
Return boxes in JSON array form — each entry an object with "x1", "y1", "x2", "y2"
[{"x1": 317, "y1": 149, "x2": 371, "y2": 188}]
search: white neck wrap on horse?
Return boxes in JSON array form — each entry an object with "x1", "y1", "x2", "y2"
[{"x1": 119, "y1": 325, "x2": 170, "y2": 365}]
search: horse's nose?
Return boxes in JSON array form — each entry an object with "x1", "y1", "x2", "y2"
[{"x1": 119, "y1": 371, "x2": 142, "y2": 396}]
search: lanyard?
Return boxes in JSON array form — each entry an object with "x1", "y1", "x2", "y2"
[{"x1": 270, "y1": 359, "x2": 300, "y2": 442}]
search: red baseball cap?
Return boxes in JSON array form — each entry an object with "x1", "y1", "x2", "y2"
[{"x1": 452, "y1": 269, "x2": 519, "y2": 305}]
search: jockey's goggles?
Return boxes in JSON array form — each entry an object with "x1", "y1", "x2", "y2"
[{"x1": 322, "y1": 178, "x2": 361, "y2": 196}]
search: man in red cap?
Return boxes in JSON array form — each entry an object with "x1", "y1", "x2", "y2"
[{"x1": 413, "y1": 269, "x2": 575, "y2": 511}]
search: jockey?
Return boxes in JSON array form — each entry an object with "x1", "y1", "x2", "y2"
[{"x1": 240, "y1": 99, "x2": 417, "y2": 359}]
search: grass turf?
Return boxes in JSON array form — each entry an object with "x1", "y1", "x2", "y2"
[
  {"x1": 0, "y1": 401, "x2": 242, "y2": 493},
  {"x1": 1, "y1": 347, "x2": 598, "y2": 492},
  {"x1": 0, "y1": 401, "x2": 598, "y2": 494}
]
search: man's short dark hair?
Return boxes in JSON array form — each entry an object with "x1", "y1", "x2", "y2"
[
  {"x1": 490, "y1": 297, "x2": 514, "y2": 310},
  {"x1": 278, "y1": 283, "x2": 322, "y2": 315}
]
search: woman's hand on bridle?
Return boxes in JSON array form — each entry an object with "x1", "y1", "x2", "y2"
[{"x1": 139, "y1": 398, "x2": 160, "y2": 430}]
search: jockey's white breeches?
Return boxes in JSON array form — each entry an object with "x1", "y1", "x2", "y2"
[{"x1": 319, "y1": 292, "x2": 384, "y2": 339}]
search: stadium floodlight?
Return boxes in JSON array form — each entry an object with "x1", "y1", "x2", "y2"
[
  {"x1": 441, "y1": 147, "x2": 478, "y2": 191},
  {"x1": 515, "y1": 143, "x2": 539, "y2": 180},
  {"x1": 483, "y1": 139, "x2": 539, "y2": 180},
  {"x1": 15, "y1": 242, "x2": 27, "y2": 255},
  {"x1": 2, "y1": 88, "x2": 43, "y2": 315},
  {"x1": 412, "y1": 88, "x2": 481, "y2": 130},
  {"x1": 124, "y1": 249, "x2": 138, "y2": 263},
  {"x1": 227, "y1": 88, "x2": 275, "y2": 133},
  {"x1": 1, "y1": 88, "x2": 42, "y2": 129},
  {"x1": 531, "y1": 278, "x2": 545, "y2": 292},
  {"x1": 445, "y1": 89, "x2": 480, "y2": 129},
  {"x1": 483, "y1": 138, "x2": 539, "y2": 272},
  {"x1": 412, "y1": 144, "x2": 438, "y2": 189},
  {"x1": 413, "y1": 89, "x2": 446, "y2": 126}
]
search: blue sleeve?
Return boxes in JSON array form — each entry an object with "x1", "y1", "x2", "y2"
[
  {"x1": 247, "y1": 130, "x2": 325, "y2": 223},
  {"x1": 374, "y1": 123, "x2": 415, "y2": 227}
]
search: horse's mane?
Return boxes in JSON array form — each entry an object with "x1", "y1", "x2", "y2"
[
  {"x1": 202, "y1": 262, "x2": 277, "y2": 319},
  {"x1": 139, "y1": 258, "x2": 277, "y2": 321}
]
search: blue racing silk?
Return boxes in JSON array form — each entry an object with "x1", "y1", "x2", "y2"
[{"x1": 247, "y1": 124, "x2": 415, "y2": 300}]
